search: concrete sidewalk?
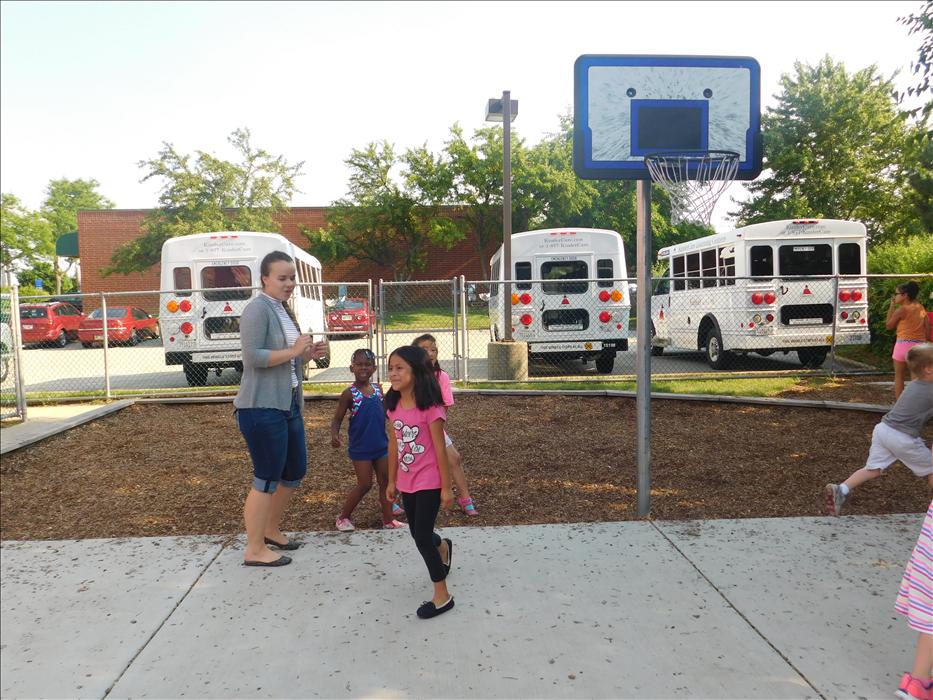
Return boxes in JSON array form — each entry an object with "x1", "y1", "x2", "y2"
[
  {"x1": 0, "y1": 514, "x2": 924, "y2": 699},
  {"x1": 0, "y1": 401, "x2": 134, "y2": 455}
]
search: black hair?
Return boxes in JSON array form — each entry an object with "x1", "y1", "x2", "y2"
[
  {"x1": 384, "y1": 345, "x2": 443, "y2": 411},
  {"x1": 897, "y1": 281, "x2": 920, "y2": 301},
  {"x1": 259, "y1": 251, "x2": 299, "y2": 327},
  {"x1": 351, "y1": 348, "x2": 376, "y2": 363},
  {"x1": 412, "y1": 333, "x2": 441, "y2": 372}
]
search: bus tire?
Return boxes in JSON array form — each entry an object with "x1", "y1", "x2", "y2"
[
  {"x1": 595, "y1": 350, "x2": 615, "y2": 373},
  {"x1": 703, "y1": 329, "x2": 731, "y2": 370},
  {"x1": 797, "y1": 347, "x2": 828, "y2": 369},
  {"x1": 650, "y1": 322, "x2": 664, "y2": 356},
  {"x1": 183, "y1": 360, "x2": 208, "y2": 387}
]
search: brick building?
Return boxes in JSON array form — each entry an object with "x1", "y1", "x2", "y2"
[{"x1": 76, "y1": 207, "x2": 495, "y2": 308}]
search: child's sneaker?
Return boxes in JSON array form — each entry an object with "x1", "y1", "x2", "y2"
[
  {"x1": 458, "y1": 497, "x2": 479, "y2": 517},
  {"x1": 382, "y1": 519, "x2": 406, "y2": 529},
  {"x1": 896, "y1": 672, "x2": 932, "y2": 700},
  {"x1": 391, "y1": 502, "x2": 405, "y2": 517},
  {"x1": 335, "y1": 517, "x2": 355, "y2": 532},
  {"x1": 823, "y1": 483, "x2": 848, "y2": 516}
]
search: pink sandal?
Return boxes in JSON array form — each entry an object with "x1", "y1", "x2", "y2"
[{"x1": 458, "y1": 497, "x2": 479, "y2": 516}]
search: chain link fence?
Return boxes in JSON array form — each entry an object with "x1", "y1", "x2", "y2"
[
  {"x1": 2, "y1": 273, "x2": 930, "y2": 405},
  {"x1": 1, "y1": 287, "x2": 27, "y2": 420}
]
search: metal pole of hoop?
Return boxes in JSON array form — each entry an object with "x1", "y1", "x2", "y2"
[{"x1": 635, "y1": 180, "x2": 652, "y2": 517}]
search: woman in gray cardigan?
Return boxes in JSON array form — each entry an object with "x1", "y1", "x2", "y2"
[{"x1": 235, "y1": 251, "x2": 324, "y2": 567}]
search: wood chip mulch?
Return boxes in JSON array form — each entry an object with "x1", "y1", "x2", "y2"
[{"x1": 1, "y1": 379, "x2": 930, "y2": 541}]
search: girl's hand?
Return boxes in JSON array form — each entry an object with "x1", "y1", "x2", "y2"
[
  {"x1": 330, "y1": 433, "x2": 341, "y2": 448},
  {"x1": 386, "y1": 483, "x2": 397, "y2": 502},
  {"x1": 440, "y1": 487, "x2": 454, "y2": 511}
]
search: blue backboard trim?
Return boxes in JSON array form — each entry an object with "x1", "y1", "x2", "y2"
[{"x1": 573, "y1": 54, "x2": 762, "y2": 181}]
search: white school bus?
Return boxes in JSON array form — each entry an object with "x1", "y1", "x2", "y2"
[
  {"x1": 160, "y1": 232, "x2": 330, "y2": 386},
  {"x1": 489, "y1": 228, "x2": 631, "y2": 373},
  {"x1": 651, "y1": 219, "x2": 869, "y2": 369}
]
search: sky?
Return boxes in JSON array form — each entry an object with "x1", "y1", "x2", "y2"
[{"x1": 0, "y1": 0, "x2": 926, "y2": 228}]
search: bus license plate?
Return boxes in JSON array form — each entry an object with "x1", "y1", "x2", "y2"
[
  {"x1": 193, "y1": 351, "x2": 240, "y2": 362},
  {"x1": 788, "y1": 318, "x2": 822, "y2": 325},
  {"x1": 550, "y1": 324, "x2": 583, "y2": 331}
]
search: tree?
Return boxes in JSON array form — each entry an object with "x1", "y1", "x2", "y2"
[
  {"x1": 897, "y1": 1, "x2": 933, "y2": 124},
  {"x1": 302, "y1": 142, "x2": 461, "y2": 281},
  {"x1": 41, "y1": 178, "x2": 114, "y2": 293},
  {"x1": 0, "y1": 193, "x2": 54, "y2": 274},
  {"x1": 731, "y1": 57, "x2": 919, "y2": 243},
  {"x1": 106, "y1": 128, "x2": 303, "y2": 274}
]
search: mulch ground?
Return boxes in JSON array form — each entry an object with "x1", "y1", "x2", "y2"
[{"x1": 1, "y1": 377, "x2": 930, "y2": 541}]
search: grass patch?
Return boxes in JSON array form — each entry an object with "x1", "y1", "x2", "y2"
[
  {"x1": 383, "y1": 306, "x2": 489, "y2": 330},
  {"x1": 461, "y1": 376, "x2": 814, "y2": 398},
  {"x1": 834, "y1": 344, "x2": 889, "y2": 369}
]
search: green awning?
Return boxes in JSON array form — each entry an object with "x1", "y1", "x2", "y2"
[{"x1": 56, "y1": 231, "x2": 79, "y2": 257}]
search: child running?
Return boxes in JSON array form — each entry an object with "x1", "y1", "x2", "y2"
[
  {"x1": 330, "y1": 348, "x2": 404, "y2": 531},
  {"x1": 412, "y1": 334, "x2": 479, "y2": 517},
  {"x1": 894, "y1": 499, "x2": 932, "y2": 700},
  {"x1": 385, "y1": 345, "x2": 455, "y2": 619},
  {"x1": 824, "y1": 343, "x2": 933, "y2": 516}
]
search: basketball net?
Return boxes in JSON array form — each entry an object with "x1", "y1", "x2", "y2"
[{"x1": 644, "y1": 150, "x2": 740, "y2": 226}]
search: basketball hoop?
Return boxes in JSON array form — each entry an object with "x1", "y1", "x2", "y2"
[{"x1": 644, "y1": 150, "x2": 740, "y2": 226}]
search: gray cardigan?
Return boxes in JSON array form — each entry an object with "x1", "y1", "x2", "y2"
[{"x1": 233, "y1": 294, "x2": 304, "y2": 412}]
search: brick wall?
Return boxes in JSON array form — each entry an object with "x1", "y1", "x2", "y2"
[{"x1": 77, "y1": 207, "x2": 496, "y2": 312}]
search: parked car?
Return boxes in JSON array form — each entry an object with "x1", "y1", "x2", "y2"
[
  {"x1": 326, "y1": 298, "x2": 375, "y2": 338},
  {"x1": 78, "y1": 306, "x2": 160, "y2": 347},
  {"x1": 19, "y1": 302, "x2": 84, "y2": 347}
]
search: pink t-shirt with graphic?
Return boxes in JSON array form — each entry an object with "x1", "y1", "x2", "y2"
[
  {"x1": 436, "y1": 370, "x2": 454, "y2": 407},
  {"x1": 387, "y1": 403, "x2": 447, "y2": 493}
]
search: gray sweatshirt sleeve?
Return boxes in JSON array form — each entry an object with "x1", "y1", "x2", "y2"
[{"x1": 239, "y1": 301, "x2": 272, "y2": 368}]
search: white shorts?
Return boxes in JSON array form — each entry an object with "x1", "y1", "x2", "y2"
[{"x1": 865, "y1": 421, "x2": 933, "y2": 477}]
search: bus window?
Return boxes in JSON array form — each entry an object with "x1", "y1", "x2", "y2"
[
  {"x1": 686, "y1": 253, "x2": 700, "y2": 290},
  {"x1": 515, "y1": 261, "x2": 532, "y2": 290},
  {"x1": 701, "y1": 249, "x2": 717, "y2": 288},
  {"x1": 838, "y1": 243, "x2": 862, "y2": 275},
  {"x1": 597, "y1": 259, "x2": 614, "y2": 288},
  {"x1": 202, "y1": 266, "x2": 252, "y2": 301},
  {"x1": 490, "y1": 259, "x2": 501, "y2": 296},
  {"x1": 779, "y1": 244, "x2": 832, "y2": 276},
  {"x1": 673, "y1": 255, "x2": 685, "y2": 291},
  {"x1": 750, "y1": 246, "x2": 773, "y2": 279},
  {"x1": 173, "y1": 267, "x2": 192, "y2": 297},
  {"x1": 718, "y1": 246, "x2": 735, "y2": 286},
  {"x1": 541, "y1": 260, "x2": 588, "y2": 295}
]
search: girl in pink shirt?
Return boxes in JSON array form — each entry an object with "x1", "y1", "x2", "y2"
[
  {"x1": 385, "y1": 345, "x2": 455, "y2": 619},
  {"x1": 413, "y1": 334, "x2": 479, "y2": 516}
]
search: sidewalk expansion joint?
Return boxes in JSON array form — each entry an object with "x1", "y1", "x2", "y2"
[
  {"x1": 649, "y1": 520, "x2": 826, "y2": 700},
  {"x1": 101, "y1": 536, "x2": 230, "y2": 699}
]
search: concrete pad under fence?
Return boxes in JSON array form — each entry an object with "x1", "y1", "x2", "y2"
[
  {"x1": 109, "y1": 522, "x2": 809, "y2": 699},
  {"x1": 0, "y1": 536, "x2": 224, "y2": 699},
  {"x1": 656, "y1": 514, "x2": 923, "y2": 700}
]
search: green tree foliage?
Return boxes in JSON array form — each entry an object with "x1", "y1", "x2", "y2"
[
  {"x1": 731, "y1": 57, "x2": 919, "y2": 243},
  {"x1": 41, "y1": 178, "x2": 114, "y2": 293},
  {"x1": 106, "y1": 128, "x2": 303, "y2": 274},
  {"x1": 866, "y1": 234, "x2": 933, "y2": 351},
  {"x1": 16, "y1": 260, "x2": 77, "y2": 294},
  {"x1": 0, "y1": 193, "x2": 54, "y2": 272},
  {"x1": 302, "y1": 142, "x2": 461, "y2": 281},
  {"x1": 897, "y1": 1, "x2": 933, "y2": 124}
]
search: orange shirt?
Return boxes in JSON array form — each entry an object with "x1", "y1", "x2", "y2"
[{"x1": 896, "y1": 303, "x2": 928, "y2": 341}]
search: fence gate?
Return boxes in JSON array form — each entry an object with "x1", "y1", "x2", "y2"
[{"x1": 377, "y1": 279, "x2": 462, "y2": 382}]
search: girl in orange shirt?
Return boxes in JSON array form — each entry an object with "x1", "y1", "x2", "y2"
[{"x1": 886, "y1": 281, "x2": 931, "y2": 400}]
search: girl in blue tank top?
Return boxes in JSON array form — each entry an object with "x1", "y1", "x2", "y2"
[{"x1": 330, "y1": 349, "x2": 404, "y2": 531}]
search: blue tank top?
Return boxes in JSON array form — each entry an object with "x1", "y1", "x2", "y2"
[{"x1": 347, "y1": 384, "x2": 389, "y2": 459}]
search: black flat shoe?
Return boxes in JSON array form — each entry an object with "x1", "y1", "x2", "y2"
[
  {"x1": 264, "y1": 537, "x2": 301, "y2": 551},
  {"x1": 417, "y1": 596, "x2": 454, "y2": 619},
  {"x1": 244, "y1": 555, "x2": 292, "y2": 567}
]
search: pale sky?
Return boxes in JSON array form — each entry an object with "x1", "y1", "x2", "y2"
[{"x1": 0, "y1": 0, "x2": 925, "y2": 227}]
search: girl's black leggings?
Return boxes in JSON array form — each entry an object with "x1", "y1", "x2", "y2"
[{"x1": 401, "y1": 489, "x2": 446, "y2": 582}]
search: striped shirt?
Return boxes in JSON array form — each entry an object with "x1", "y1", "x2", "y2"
[{"x1": 262, "y1": 293, "x2": 300, "y2": 388}]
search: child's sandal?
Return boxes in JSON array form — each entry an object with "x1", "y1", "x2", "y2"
[
  {"x1": 458, "y1": 497, "x2": 479, "y2": 516},
  {"x1": 391, "y1": 502, "x2": 405, "y2": 517}
]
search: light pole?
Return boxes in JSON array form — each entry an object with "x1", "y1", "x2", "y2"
[{"x1": 485, "y1": 91, "x2": 518, "y2": 341}]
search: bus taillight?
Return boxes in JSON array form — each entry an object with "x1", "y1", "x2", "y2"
[
  {"x1": 851, "y1": 290, "x2": 863, "y2": 301},
  {"x1": 599, "y1": 290, "x2": 611, "y2": 302},
  {"x1": 840, "y1": 311, "x2": 849, "y2": 320},
  {"x1": 764, "y1": 292, "x2": 776, "y2": 304},
  {"x1": 179, "y1": 299, "x2": 192, "y2": 312},
  {"x1": 519, "y1": 293, "x2": 532, "y2": 305},
  {"x1": 599, "y1": 311, "x2": 611, "y2": 323},
  {"x1": 838, "y1": 290, "x2": 851, "y2": 302},
  {"x1": 180, "y1": 322, "x2": 193, "y2": 335},
  {"x1": 766, "y1": 313, "x2": 774, "y2": 322},
  {"x1": 751, "y1": 292, "x2": 763, "y2": 305},
  {"x1": 166, "y1": 300, "x2": 179, "y2": 313},
  {"x1": 519, "y1": 314, "x2": 533, "y2": 326}
]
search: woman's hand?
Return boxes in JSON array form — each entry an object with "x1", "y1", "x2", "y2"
[
  {"x1": 291, "y1": 334, "x2": 313, "y2": 359},
  {"x1": 440, "y1": 487, "x2": 454, "y2": 511}
]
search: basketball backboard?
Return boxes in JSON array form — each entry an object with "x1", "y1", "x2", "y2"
[{"x1": 573, "y1": 55, "x2": 762, "y2": 181}]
